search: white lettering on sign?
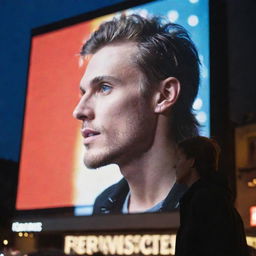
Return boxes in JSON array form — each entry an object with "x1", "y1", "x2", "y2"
[
  {"x1": 64, "y1": 234, "x2": 176, "y2": 255},
  {"x1": 246, "y1": 236, "x2": 256, "y2": 249},
  {"x1": 12, "y1": 222, "x2": 42, "y2": 232}
]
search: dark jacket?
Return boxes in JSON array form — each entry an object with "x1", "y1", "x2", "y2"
[
  {"x1": 175, "y1": 175, "x2": 249, "y2": 256},
  {"x1": 93, "y1": 178, "x2": 187, "y2": 214}
]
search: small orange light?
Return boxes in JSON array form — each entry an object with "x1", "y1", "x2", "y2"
[{"x1": 248, "y1": 181, "x2": 255, "y2": 187}]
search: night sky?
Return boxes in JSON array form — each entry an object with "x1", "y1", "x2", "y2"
[{"x1": 0, "y1": 0, "x2": 125, "y2": 161}]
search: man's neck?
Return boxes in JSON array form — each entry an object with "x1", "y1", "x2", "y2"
[{"x1": 120, "y1": 138, "x2": 177, "y2": 213}]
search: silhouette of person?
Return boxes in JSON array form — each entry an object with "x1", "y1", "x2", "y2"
[{"x1": 174, "y1": 136, "x2": 249, "y2": 256}]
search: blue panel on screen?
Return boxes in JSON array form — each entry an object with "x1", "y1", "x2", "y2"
[{"x1": 130, "y1": 0, "x2": 210, "y2": 137}]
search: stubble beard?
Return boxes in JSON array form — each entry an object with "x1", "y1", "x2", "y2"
[
  {"x1": 83, "y1": 116, "x2": 154, "y2": 169},
  {"x1": 83, "y1": 142, "x2": 120, "y2": 169},
  {"x1": 82, "y1": 91, "x2": 155, "y2": 169},
  {"x1": 83, "y1": 130, "x2": 146, "y2": 169}
]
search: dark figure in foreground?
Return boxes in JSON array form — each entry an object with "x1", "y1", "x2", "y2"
[{"x1": 175, "y1": 136, "x2": 249, "y2": 256}]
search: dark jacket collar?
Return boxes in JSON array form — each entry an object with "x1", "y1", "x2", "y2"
[
  {"x1": 179, "y1": 174, "x2": 232, "y2": 206},
  {"x1": 99, "y1": 178, "x2": 187, "y2": 213}
]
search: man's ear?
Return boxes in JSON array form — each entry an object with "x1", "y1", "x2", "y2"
[
  {"x1": 154, "y1": 77, "x2": 181, "y2": 113},
  {"x1": 188, "y1": 158, "x2": 195, "y2": 169}
]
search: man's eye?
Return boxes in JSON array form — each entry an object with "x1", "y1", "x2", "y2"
[{"x1": 99, "y1": 84, "x2": 112, "y2": 93}]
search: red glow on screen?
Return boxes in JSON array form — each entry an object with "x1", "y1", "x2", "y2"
[
  {"x1": 16, "y1": 21, "x2": 91, "y2": 210},
  {"x1": 250, "y1": 206, "x2": 256, "y2": 226}
]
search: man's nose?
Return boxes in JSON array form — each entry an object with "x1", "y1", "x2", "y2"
[{"x1": 73, "y1": 96, "x2": 94, "y2": 120}]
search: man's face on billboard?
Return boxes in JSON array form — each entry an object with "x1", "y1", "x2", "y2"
[{"x1": 73, "y1": 42, "x2": 157, "y2": 169}]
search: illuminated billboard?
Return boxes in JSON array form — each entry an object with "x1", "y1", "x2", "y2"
[{"x1": 16, "y1": 0, "x2": 209, "y2": 216}]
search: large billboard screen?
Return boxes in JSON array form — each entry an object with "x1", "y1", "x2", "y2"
[{"x1": 16, "y1": 0, "x2": 209, "y2": 216}]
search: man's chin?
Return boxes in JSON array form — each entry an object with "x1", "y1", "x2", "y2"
[
  {"x1": 83, "y1": 155, "x2": 112, "y2": 169},
  {"x1": 83, "y1": 159, "x2": 102, "y2": 169}
]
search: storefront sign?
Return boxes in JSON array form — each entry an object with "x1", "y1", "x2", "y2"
[
  {"x1": 64, "y1": 234, "x2": 176, "y2": 255},
  {"x1": 247, "y1": 236, "x2": 256, "y2": 249},
  {"x1": 12, "y1": 222, "x2": 43, "y2": 232}
]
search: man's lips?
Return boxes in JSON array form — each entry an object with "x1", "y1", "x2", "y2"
[{"x1": 81, "y1": 128, "x2": 100, "y2": 144}]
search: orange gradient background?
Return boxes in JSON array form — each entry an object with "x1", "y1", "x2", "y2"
[{"x1": 17, "y1": 20, "x2": 94, "y2": 209}]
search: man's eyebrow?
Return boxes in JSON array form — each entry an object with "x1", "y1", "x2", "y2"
[
  {"x1": 79, "y1": 76, "x2": 122, "y2": 92},
  {"x1": 90, "y1": 75, "x2": 122, "y2": 85}
]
